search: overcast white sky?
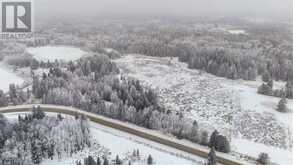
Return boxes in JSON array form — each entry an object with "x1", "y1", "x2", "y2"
[{"x1": 35, "y1": 0, "x2": 293, "y2": 19}]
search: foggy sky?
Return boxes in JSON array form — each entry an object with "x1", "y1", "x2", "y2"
[{"x1": 35, "y1": 0, "x2": 293, "y2": 20}]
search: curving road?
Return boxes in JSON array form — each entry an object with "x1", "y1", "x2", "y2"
[{"x1": 0, "y1": 104, "x2": 248, "y2": 165}]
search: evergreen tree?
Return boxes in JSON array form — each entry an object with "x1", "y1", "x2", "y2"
[
  {"x1": 32, "y1": 106, "x2": 45, "y2": 119},
  {"x1": 87, "y1": 156, "x2": 96, "y2": 165},
  {"x1": 190, "y1": 120, "x2": 199, "y2": 142},
  {"x1": 209, "y1": 130, "x2": 219, "y2": 148},
  {"x1": 0, "y1": 90, "x2": 8, "y2": 107},
  {"x1": 97, "y1": 157, "x2": 101, "y2": 165},
  {"x1": 47, "y1": 143, "x2": 54, "y2": 160},
  {"x1": 103, "y1": 158, "x2": 109, "y2": 165},
  {"x1": 262, "y1": 71, "x2": 271, "y2": 83},
  {"x1": 31, "y1": 141, "x2": 42, "y2": 164},
  {"x1": 207, "y1": 147, "x2": 217, "y2": 165},
  {"x1": 200, "y1": 131, "x2": 209, "y2": 146},
  {"x1": 57, "y1": 113, "x2": 64, "y2": 121},
  {"x1": 257, "y1": 153, "x2": 270, "y2": 165},
  {"x1": 132, "y1": 149, "x2": 137, "y2": 157},
  {"x1": 9, "y1": 83, "x2": 17, "y2": 101},
  {"x1": 257, "y1": 83, "x2": 273, "y2": 96},
  {"x1": 286, "y1": 80, "x2": 293, "y2": 98},
  {"x1": 116, "y1": 155, "x2": 121, "y2": 165},
  {"x1": 214, "y1": 135, "x2": 230, "y2": 153},
  {"x1": 268, "y1": 79, "x2": 273, "y2": 88},
  {"x1": 277, "y1": 96, "x2": 288, "y2": 112},
  {"x1": 247, "y1": 67, "x2": 257, "y2": 80},
  {"x1": 147, "y1": 155, "x2": 153, "y2": 165}
]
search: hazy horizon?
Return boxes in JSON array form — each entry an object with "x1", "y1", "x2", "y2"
[{"x1": 35, "y1": 0, "x2": 293, "y2": 21}]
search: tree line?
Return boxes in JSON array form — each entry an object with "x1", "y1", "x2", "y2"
[
  {"x1": 77, "y1": 152, "x2": 153, "y2": 165},
  {"x1": 62, "y1": 19, "x2": 293, "y2": 82}
]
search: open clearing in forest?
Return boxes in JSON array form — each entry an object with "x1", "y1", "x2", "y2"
[{"x1": 115, "y1": 54, "x2": 293, "y2": 165}]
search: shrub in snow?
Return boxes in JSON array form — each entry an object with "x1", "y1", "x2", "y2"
[
  {"x1": 209, "y1": 130, "x2": 230, "y2": 153},
  {"x1": 257, "y1": 152, "x2": 270, "y2": 165},
  {"x1": 214, "y1": 135, "x2": 230, "y2": 153},
  {"x1": 257, "y1": 83, "x2": 273, "y2": 96},
  {"x1": 200, "y1": 131, "x2": 209, "y2": 146},
  {"x1": 276, "y1": 97, "x2": 288, "y2": 113}
]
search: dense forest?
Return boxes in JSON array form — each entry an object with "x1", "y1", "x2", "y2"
[
  {"x1": 53, "y1": 19, "x2": 293, "y2": 82},
  {"x1": 0, "y1": 107, "x2": 91, "y2": 165}
]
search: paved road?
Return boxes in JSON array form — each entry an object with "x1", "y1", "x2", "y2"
[{"x1": 0, "y1": 104, "x2": 248, "y2": 165}]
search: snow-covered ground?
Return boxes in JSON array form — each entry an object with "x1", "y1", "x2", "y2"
[
  {"x1": 228, "y1": 80, "x2": 293, "y2": 165},
  {"x1": 232, "y1": 138, "x2": 293, "y2": 165},
  {"x1": 211, "y1": 26, "x2": 247, "y2": 35},
  {"x1": 115, "y1": 55, "x2": 238, "y2": 137},
  {"x1": 114, "y1": 54, "x2": 293, "y2": 165},
  {"x1": 89, "y1": 122, "x2": 205, "y2": 165},
  {"x1": 0, "y1": 65, "x2": 24, "y2": 92},
  {"x1": 227, "y1": 29, "x2": 246, "y2": 34},
  {"x1": 4, "y1": 112, "x2": 205, "y2": 165},
  {"x1": 27, "y1": 46, "x2": 87, "y2": 62}
]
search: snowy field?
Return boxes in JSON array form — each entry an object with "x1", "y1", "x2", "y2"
[
  {"x1": 88, "y1": 123, "x2": 205, "y2": 165},
  {"x1": 4, "y1": 112, "x2": 205, "y2": 165},
  {"x1": 232, "y1": 138, "x2": 293, "y2": 165},
  {"x1": 27, "y1": 46, "x2": 87, "y2": 62},
  {"x1": 115, "y1": 55, "x2": 238, "y2": 137},
  {"x1": 114, "y1": 54, "x2": 293, "y2": 165},
  {"x1": 227, "y1": 29, "x2": 246, "y2": 34},
  {"x1": 211, "y1": 26, "x2": 247, "y2": 35},
  {"x1": 0, "y1": 65, "x2": 24, "y2": 92}
]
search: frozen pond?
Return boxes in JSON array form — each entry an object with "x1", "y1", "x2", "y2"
[
  {"x1": 0, "y1": 67, "x2": 23, "y2": 92},
  {"x1": 27, "y1": 46, "x2": 87, "y2": 62}
]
